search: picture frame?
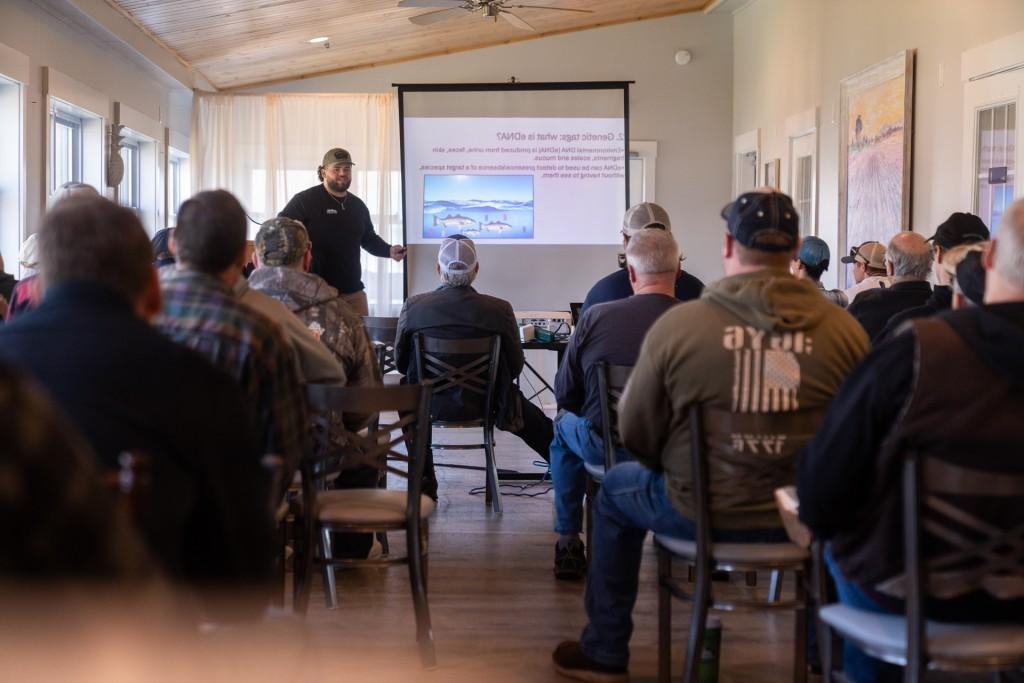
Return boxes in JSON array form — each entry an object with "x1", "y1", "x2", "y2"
[
  {"x1": 838, "y1": 50, "x2": 916, "y2": 287},
  {"x1": 762, "y1": 158, "x2": 781, "y2": 190}
]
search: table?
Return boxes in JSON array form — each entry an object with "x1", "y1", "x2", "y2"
[{"x1": 519, "y1": 338, "x2": 569, "y2": 405}]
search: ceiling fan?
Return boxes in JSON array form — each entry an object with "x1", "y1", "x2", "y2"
[{"x1": 397, "y1": 0, "x2": 593, "y2": 32}]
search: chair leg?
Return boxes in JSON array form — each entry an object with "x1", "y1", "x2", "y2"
[
  {"x1": 793, "y1": 570, "x2": 808, "y2": 683},
  {"x1": 682, "y1": 556, "x2": 711, "y2": 683},
  {"x1": 407, "y1": 523, "x2": 437, "y2": 670},
  {"x1": 295, "y1": 514, "x2": 316, "y2": 615},
  {"x1": 321, "y1": 529, "x2": 338, "y2": 610},
  {"x1": 657, "y1": 546, "x2": 672, "y2": 683},
  {"x1": 769, "y1": 570, "x2": 783, "y2": 602},
  {"x1": 484, "y1": 427, "x2": 502, "y2": 515}
]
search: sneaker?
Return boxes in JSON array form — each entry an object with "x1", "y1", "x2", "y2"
[
  {"x1": 552, "y1": 641, "x2": 628, "y2": 683},
  {"x1": 554, "y1": 539, "x2": 587, "y2": 581}
]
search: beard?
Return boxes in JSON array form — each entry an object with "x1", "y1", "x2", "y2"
[{"x1": 326, "y1": 177, "x2": 351, "y2": 194}]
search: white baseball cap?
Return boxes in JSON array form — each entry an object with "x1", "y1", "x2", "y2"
[{"x1": 437, "y1": 235, "x2": 478, "y2": 275}]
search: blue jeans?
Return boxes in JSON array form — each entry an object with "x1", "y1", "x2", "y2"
[
  {"x1": 550, "y1": 411, "x2": 628, "y2": 535},
  {"x1": 579, "y1": 462, "x2": 787, "y2": 668},
  {"x1": 825, "y1": 548, "x2": 902, "y2": 683}
]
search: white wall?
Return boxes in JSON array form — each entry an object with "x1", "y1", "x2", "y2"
[
  {"x1": 0, "y1": 0, "x2": 192, "y2": 262},
  {"x1": 242, "y1": 12, "x2": 735, "y2": 303},
  {"x1": 733, "y1": 0, "x2": 1024, "y2": 287}
]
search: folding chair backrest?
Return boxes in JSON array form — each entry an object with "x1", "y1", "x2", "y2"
[
  {"x1": 305, "y1": 383, "x2": 432, "y2": 519},
  {"x1": 596, "y1": 361, "x2": 633, "y2": 470},
  {"x1": 362, "y1": 316, "x2": 399, "y2": 375},
  {"x1": 412, "y1": 334, "x2": 501, "y2": 426},
  {"x1": 693, "y1": 405, "x2": 824, "y2": 521}
]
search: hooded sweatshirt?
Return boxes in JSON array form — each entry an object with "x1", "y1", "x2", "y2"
[
  {"x1": 246, "y1": 266, "x2": 379, "y2": 390},
  {"x1": 619, "y1": 268, "x2": 869, "y2": 528}
]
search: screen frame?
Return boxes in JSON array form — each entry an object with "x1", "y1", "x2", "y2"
[{"x1": 394, "y1": 80, "x2": 632, "y2": 299}]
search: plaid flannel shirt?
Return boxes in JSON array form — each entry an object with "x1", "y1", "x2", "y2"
[{"x1": 155, "y1": 268, "x2": 307, "y2": 474}]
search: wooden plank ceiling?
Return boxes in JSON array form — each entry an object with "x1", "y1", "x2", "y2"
[{"x1": 106, "y1": 0, "x2": 709, "y2": 90}]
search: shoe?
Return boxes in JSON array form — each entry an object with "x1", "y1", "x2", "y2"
[
  {"x1": 554, "y1": 539, "x2": 587, "y2": 581},
  {"x1": 552, "y1": 641, "x2": 628, "y2": 683}
]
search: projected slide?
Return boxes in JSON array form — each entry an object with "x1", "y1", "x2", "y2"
[
  {"x1": 404, "y1": 116, "x2": 626, "y2": 245},
  {"x1": 423, "y1": 175, "x2": 534, "y2": 239}
]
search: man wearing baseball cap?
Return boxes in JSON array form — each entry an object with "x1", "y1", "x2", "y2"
[
  {"x1": 553, "y1": 190, "x2": 868, "y2": 681},
  {"x1": 791, "y1": 235, "x2": 848, "y2": 307},
  {"x1": 278, "y1": 147, "x2": 406, "y2": 316},
  {"x1": 580, "y1": 202, "x2": 704, "y2": 314},
  {"x1": 393, "y1": 234, "x2": 554, "y2": 500},
  {"x1": 841, "y1": 240, "x2": 891, "y2": 304}
]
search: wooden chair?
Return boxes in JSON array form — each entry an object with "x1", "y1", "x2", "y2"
[
  {"x1": 296, "y1": 383, "x2": 437, "y2": 668},
  {"x1": 583, "y1": 362, "x2": 633, "y2": 560},
  {"x1": 656, "y1": 403, "x2": 813, "y2": 683},
  {"x1": 413, "y1": 333, "x2": 503, "y2": 513},
  {"x1": 818, "y1": 455, "x2": 1024, "y2": 682},
  {"x1": 362, "y1": 316, "x2": 400, "y2": 383}
]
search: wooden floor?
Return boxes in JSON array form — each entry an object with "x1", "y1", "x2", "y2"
[{"x1": 290, "y1": 420, "x2": 1012, "y2": 682}]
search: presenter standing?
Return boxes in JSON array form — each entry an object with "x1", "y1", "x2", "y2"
[{"x1": 279, "y1": 147, "x2": 406, "y2": 316}]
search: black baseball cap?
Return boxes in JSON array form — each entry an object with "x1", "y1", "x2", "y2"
[
  {"x1": 720, "y1": 190, "x2": 800, "y2": 252},
  {"x1": 927, "y1": 212, "x2": 989, "y2": 249}
]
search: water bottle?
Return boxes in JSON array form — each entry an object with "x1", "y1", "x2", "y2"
[{"x1": 698, "y1": 615, "x2": 722, "y2": 683}]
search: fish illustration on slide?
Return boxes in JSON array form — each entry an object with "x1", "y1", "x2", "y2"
[
  {"x1": 434, "y1": 214, "x2": 478, "y2": 235},
  {"x1": 480, "y1": 214, "x2": 514, "y2": 233}
]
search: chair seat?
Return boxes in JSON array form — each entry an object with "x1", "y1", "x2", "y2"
[
  {"x1": 655, "y1": 534, "x2": 809, "y2": 564},
  {"x1": 819, "y1": 604, "x2": 1024, "y2": 666},
  {"x1": 317, "y1": 489, "x2": 436, "y2": 525},
  {"x1": 382, "y1": 373, "x2": 403, "y2": 386},
  {"x1": 584, "y1": 461, "x2": 605, "y2": 481}
]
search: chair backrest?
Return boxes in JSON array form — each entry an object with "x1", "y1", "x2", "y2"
[
  {"x1": 901, "y1": 454, "x2": 1024, "y2": 670},
  {"x1": 596, "y1": 361, "x2": 633, "y2": 470},
  {"x1": 305, "y1": 383, "x2": 432, "y2": 523},
  {"x1": 697, "y1": 405, "x2": 824, "y2": 517},
  {"x1": 412, "y1": 334, "x2": 501, "y2": 427},
  {"x1": 362, "y1": 316, "x2": 399, "y2": 375}
]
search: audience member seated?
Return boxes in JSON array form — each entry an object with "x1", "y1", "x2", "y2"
[
  {"x1": 0, "y1": 253, "x2": 15, "y2": 306},
  {"x1": 8, "y1": 182, "x2": 100, "y2": 321},
  {"x1": 581, "y1": 202, "x2": 704, "y2": 314},
  {"x1": 790, "y1": 236, "x2": 847, "y2": 306},
  {"x1": 841, "y1": 241, "x2": 890, "y2": 304},
  {"x1": 250, "y1": 217, "x2": 380, "y2": 390},
  {"x1": 151, "y1": 227, "x2": 176, "y2": 269},
  {"x1": 394, "y1": 234, "x2": 555, "y2": 498},
  {"x1": 550, "y1": 229, "x2": 682, "y2": 581},
  {"x1": 0, "y1": 360, "x2": 153, "y2": 580},
  {"x1": 876, "y1": 213, "x2": 989, "y2": 339},
  {"x1": 552, "y1": 190, "x2": 869, "y2": 682},
  {"x1": 878, "y1": 241, "x2": 985, "y2": 340},
  {"x1": 0, "y1": 195, "x2": 273, "y2": 606},
  {"x1": 154, "y1": 189, "x2": 307, "y2": 477},
  {"x1": 797, "y1": 198, "x2": 1024, "y2": 683},
  {"x1": 847, "y1": 232, "x2": 933, "y2": 341}
]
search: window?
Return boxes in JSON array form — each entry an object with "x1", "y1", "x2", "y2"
[
  {"x1": 50, "y1": 111, "x2": 83, "y2": 194},
  {"x1": 0, "y1": 73, "x2": 23, "y2": 277},
  {"x1": 119, "y1": 140, "x2": 140, "y2": 210},
  {"x1": 974, "y1": 102, "x2": 1016, "y2": 231},
  {"x1": 169, "y1": 157, "x2": 181, "y2": 224}
]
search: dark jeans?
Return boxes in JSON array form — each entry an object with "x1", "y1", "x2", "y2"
[
  {"x1": 825, "y1": 548, "x2": 902, "y2": 683},
  {"x1": 550, "y1": 411, "x2": 629, "y2": 535},
  {"x1": 580, "y1": 462, "x2": 787, "y2": 669}
]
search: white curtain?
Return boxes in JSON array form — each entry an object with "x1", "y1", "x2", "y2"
[{"x1": 191, "y1": 93, "x2": 403, "y2": 315}]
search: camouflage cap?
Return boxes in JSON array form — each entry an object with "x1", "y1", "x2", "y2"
[{"x1": 255, "y1": 217, "x2": 310, "y2": 267}]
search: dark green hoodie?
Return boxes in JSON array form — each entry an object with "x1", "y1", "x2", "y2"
[{"x1": 618, "y1": 268, "x2": 869, "y2": 528}]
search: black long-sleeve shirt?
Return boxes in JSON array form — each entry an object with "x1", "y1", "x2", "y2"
[{"x1": 279, "y1": 185, "x2": 391, "y2": 295}]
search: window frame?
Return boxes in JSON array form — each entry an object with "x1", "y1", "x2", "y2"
[
  {"x1": 118, "y1": 138, "x2": 141, "y2": 211},
  {"x1": 50, "y1": 109, "x2": 84, "y2": 194}
]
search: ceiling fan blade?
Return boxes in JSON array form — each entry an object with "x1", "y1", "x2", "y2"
[
  {"x1": 398, "y1": 0, "x2": 465, "y2": 8},
  {"x1": 409, "y1": 7, "x2": 469, "y2": 24},
  {"x1": 500, "y1": 10, "x2": 536, "y2": 31},
  {"x1": 507, "y1": 4, "x2": 594, "y2": 12}
]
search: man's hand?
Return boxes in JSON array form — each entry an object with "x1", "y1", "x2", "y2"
[{"x1": 390, "y1": 245, "x2": 407, "y2": 262}]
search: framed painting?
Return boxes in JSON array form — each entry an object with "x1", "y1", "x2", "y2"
[{"x1": 838, "y1": 50, "x2": 915, "y2": 287}]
